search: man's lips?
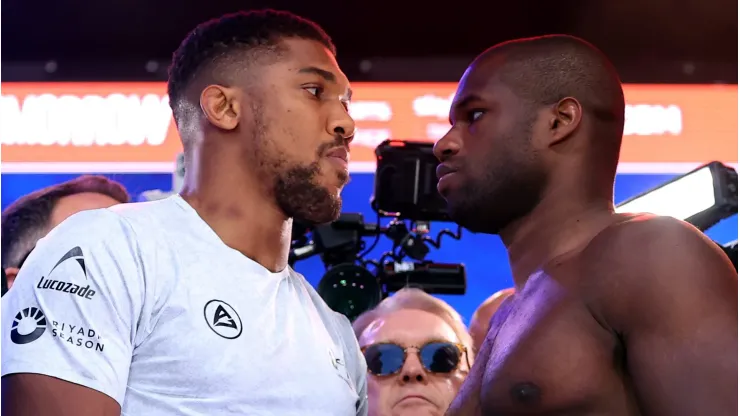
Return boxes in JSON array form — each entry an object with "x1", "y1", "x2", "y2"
[
  {"x1": 396, "y1": 394, "x2": 434, "y2": 406},
  {"x1": 326, "y1": 147, "x2": 350, "y2": 163},
  {"x1": 436, "y1": 163, "x2": 457, "y2": 179}
]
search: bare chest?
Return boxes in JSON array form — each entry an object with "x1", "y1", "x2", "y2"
[{"x1": 451, "y1": 275, "x2": 630, "y2": 415}]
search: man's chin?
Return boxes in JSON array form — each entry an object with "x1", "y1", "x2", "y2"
[
  {"x1": 323, "y1": 176, "x2": 350, "y2": 195},
  {"x1": 446, "y1": 200, "x2": 490, "y2": 233},
  {"x1": 294, "y1": 199, "x2": 343, "y2": 226},
  {"x1": 295, "y1": 213, "x2": 340, "y2": 226}
]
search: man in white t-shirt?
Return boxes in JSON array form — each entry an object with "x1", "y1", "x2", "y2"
[{"x1": 2, "y1": 9, "x2": 367, "y2": 416}]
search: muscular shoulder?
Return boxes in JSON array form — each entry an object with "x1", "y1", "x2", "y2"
[
  {"x1": 582, "y1": 214, "x2": 736, "y2": 329},
  {"x1": 23, "y1": 203, "x2": 176, "y2": 304},
  {"x1": 106, "y1": 198, "x2": 180, "y2": 239},
  {"x1": 38, "y1": 203, "x2": 169, "y2": 269},
  {"x1": 42, "y1": 207, "x2": 139, "y2": 252},
  {"x1": 585, "y1": 214, "x2": 730, "y2": 275}
]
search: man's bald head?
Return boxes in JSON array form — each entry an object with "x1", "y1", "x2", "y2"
[
  {"x1": 469, "y1": 288, "x2": 516, "y2": 352},
  {"x1": 434, "y1": 35, "x2": 626, "y2": 234},
  {"x1": 476, "y1": 35, "x2": 626, "y2": 169}
]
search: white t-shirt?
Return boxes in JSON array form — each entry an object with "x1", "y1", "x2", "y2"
[{"x1": 2, "y1": 195, "x2": 368, "y2": 416}]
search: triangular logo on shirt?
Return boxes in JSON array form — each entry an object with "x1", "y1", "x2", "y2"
[
  {"x1": 49, "y1": 246, "x2": 87, "y2": 278},
  {"x1": 213, "y1": 304, "x2": 237, "y2": 329}
]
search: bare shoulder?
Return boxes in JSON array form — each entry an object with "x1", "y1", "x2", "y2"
[
  {"x1": 585, "y1": 214, "x2": 735, "y2": 280},
  {"x1": 582, "y1": 214, "x2": 737, "y2": 328},
  {"x1": 578, "y1": 216, "x2": 737, "y2": 415}
]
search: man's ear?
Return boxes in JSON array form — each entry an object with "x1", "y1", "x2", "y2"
[
  {"x1": 199, "y1": 85, "x2": 242, "y2": 131},
  {"x1": 546, "y1": 96, "x2": 583, "y2": 147}
]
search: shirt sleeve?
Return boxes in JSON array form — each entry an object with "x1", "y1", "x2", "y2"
[
  {"x1": 336, "y1": 313, "x2": 369, "y2": 416},
  {"x1": 1, "y1": 209, "x2": 147, "y2": 406}
]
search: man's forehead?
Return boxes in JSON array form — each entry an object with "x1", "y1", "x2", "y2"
[
  {"x1": 273, "y1": 39, "x2": 351, "y2": 97},
  {"x1": 360, "y1": 310, "x2": 458, "y2": 345},
  {"x1": 452, "y1": 63, "x2": 516, "y2": 109},
  {"x1": 281, "y1": 39, "x2": 347, "y2": 76}
]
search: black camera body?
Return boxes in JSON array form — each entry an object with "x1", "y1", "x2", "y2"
[
  {"x1": 371, "y1": 139, "x2": 449, "y2": 222},
  {"x1": 289, "y1": 139, "x2": 467, "y2": 321}
]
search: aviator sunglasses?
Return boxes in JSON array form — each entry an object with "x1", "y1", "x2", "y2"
[{"x1": 361, "y1": 341, "x2": 470, "y2": 376}]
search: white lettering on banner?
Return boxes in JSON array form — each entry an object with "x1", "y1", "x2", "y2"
[
  {"x1": 0, "y1": 91, "x2": 685, "y2": 147},
  {"x1": 0, "y1": 93, "x2": 173, "y2": 146},
  {"x1": 623, "y1": 104, "x2": 682, "y2": 136},
  {"x1": 411, "y1": 93, "x2": 684, "y2": 137},
  {"x1": 412, "y1": 94, "x2": 455, "y2": 119},
  {"x1": 353, "y1": 128, "x2": 391, "y2": 148},
  {"x1": 349, "y1": 101, "x2": 393, "y2": 121}
]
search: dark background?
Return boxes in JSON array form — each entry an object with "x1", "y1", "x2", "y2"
[{"x1": 3, "y1": 0, "x2": 738, "y2": 83}]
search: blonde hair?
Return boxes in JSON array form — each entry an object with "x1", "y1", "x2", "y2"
[{"x1": 352, "y1": 288, "x2": 475, "y2": 362}]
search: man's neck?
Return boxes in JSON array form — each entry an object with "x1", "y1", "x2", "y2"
[
  {"x1": 500, "y1": 189, "x2": 615, "y2": 287},
  {"x1": 179, "y1": 149, "x2": 292, "y2": 273}
]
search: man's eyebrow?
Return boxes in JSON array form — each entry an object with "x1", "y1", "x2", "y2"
[
  {"x1": 298, "y1": 66, "x2": 337, "y2": 83},
  {"x1": 449, "y1": 94, "x2": 484, "y2": 125}
]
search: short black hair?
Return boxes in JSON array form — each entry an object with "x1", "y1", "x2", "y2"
[
  {"x1": 483, "y1": 35, "x2": 624, "y2": 131},
  {"x1": 167, "y1": 9, "x2": 336, "y2": 122},
  {"x1": 1, "y1": 175, "x2": 130, "y2": 269}
]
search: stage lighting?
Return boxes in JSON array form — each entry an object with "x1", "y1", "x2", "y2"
[{"x1": 615, "y1": 162, "x2": 738, "y2": 231}]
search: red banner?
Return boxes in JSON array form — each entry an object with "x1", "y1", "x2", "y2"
[{"x1": 1, "y1": 82, "x2": 736, "y2": 173}]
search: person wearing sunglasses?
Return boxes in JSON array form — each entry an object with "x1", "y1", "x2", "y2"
[{"x1": 353, "y1": 288, "x2": 474, "y2": 416}]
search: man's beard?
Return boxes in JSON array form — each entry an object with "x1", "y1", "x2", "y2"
[
  {"x1": 274, "y1": 161, "x2": 345, "y2": 225},
  {"x1": 449, "y1": 169, "x2": 544, "y2": 234},
  {"x1": 447, "y1": 148, "x2": 545, "y2": 235},
  {"x1": 247, "y1": 96, "x2": 349, "y2": 225}
]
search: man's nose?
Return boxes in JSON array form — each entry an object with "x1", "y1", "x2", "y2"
[
  {"x1": 328, "y1": 110, "x2": 356, "y2": 145},
  {"x1": 397, "y1": 352, "x2": 428, "y2": 385},
  {"x1": 432, "y1": 129, "x2": 461, "y2": 163}
]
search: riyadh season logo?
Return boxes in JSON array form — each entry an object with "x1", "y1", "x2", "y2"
[{"x1": 9, "y1": 306, "x2": 105, "y2": 352}]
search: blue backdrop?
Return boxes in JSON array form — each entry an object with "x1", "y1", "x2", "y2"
[{"x1": 2, "y1": 172, "x2": 737, "y2": 323}]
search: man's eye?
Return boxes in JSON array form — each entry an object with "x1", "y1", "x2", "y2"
[
  {"x1": 305, "y1": 86, "x2": 323, "y2": 97},
  {"x1": 468, "y1": 110, "x2": 484, "y2": 123}
]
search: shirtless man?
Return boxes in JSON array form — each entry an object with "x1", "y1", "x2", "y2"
[{"x1": 434, "y1": 35, "x2": 737, "y2": 416}]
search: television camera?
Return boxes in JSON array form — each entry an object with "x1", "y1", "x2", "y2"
[{"x1": 289, "y1": 139, "x2": 467, "y2": 322}]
